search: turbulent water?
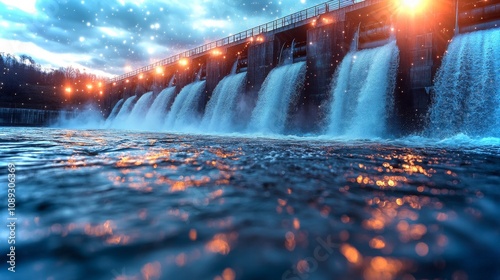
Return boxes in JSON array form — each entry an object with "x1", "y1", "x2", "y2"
[
  {"x1": 327, "y1": 41, "x2": 399, "y2": 138},
  {"x1": 429, "y1": 28, "x2": 500, "y2": 138},
  {"x1": 1, "y1": 127, "x2": 499, "y2": 280}
]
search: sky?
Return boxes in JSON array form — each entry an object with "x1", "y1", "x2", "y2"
[{"x1": 0, "y1": 0, "x2": 326, "y2": 78}]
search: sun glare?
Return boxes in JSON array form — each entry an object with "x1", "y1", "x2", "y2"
[{"x1": 400, "y1": 0, "x2": 426, "y2": 12}]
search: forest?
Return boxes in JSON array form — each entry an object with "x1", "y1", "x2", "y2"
[{"x1": 0, "y1": 53, "x2": 106, "y2": 110}]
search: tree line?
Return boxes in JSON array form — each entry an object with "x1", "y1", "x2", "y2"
[{"x1": 0, "y1": 53, "x2": 105, "y2": 110}]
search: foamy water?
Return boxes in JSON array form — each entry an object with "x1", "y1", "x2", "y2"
[{"x1": 1, "y1": 127, "x2": 499, "y2": 280}]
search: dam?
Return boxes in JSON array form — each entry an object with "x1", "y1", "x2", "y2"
[{"x1": 102, "y1": 0, "x2": 500, "y2": 137}]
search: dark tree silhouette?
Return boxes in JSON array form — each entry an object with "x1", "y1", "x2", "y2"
[{"x1": 0, "y1": 53, "x2": 106, "y2": 110}]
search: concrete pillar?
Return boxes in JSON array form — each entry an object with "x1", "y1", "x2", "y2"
[
  {"x1": 175, "y1": 61, "x2": 195, "y2": 94},
  {"x1": 302, "y1": 21, "x2": 348, "y2": 132},
  {"x1": 205, "y1": 54, "x2": 232, "y2": 100},
  {"x1": 246, "y1": 37, "x2": 278, "y2": 96},
  {"x1": 395, "y1": 0, "x2": 455, "y2": 134}
]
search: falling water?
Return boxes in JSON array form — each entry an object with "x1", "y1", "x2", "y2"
[
  {"x1": 326, "y1": 40, "x2": 399, "y2": 138},
  {"x1": 168, "y1": 75, "x2": 176, "y2": 87},
  {"x1": 248, "y1": 61, "x2": 306, "y2": 134},
  {"x1": 125, "y1": 92, "x2": 154, "y2": 128},
  {"x1": 108, "y1": 95, "x2": 137, "y2": 128},
  {"x1": 195, "y1": 67, "x2": 204, "y2": 81},
  {"x1": 144, "y1": 87, "x2": 176, "y2": 130},
  {"x1": 201, "y1": 63, "x2": 247, "y2": 133},
  {"x1": 104, "y1": 98, "x2": 125, "y2": 127},
  {"x1": 164, "y1": 81, "x2": 206, "y2": 131},
  {"x1": 279, "y1": 39, "x2": 295, "y2": 65},
  {"x1": 428, "y1": 28, "x2": 500, "y2": 138}
]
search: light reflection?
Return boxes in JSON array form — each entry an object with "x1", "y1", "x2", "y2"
[
  {"x1": 106, "y1": 234, "x2": 131, "y2": 245},
  {"x1": 206, "y1": 233, "x2": 238, "y2": 255},
  {"x1": 285, "y1": 231, "x2": 296, "y2": 251},
  {"x1": 189, "y1": 229, "x2": 197, "y2": 241},
  {"x1": 84, "y1": 220, "x2": 114, "y2": 236},
  {"x1": 214, "y1": 268, "x2": 236, "y2": 280},
  {"x1": 364, "y1": 256, "x2": 404, "y2": 280},
  {"x1": 141, "y1": 261, "x2": 161, "y2": 280},
  {"x1": 109, "y1": 148, "x2": 238, "y2": 193},
  {"x1": 340, "y1": 243, "x2": 363, "y2": 265},
  {"x1": 369, "y1": 236, "x2": 386, "y2": 249},
  {"x1": 415, "y1": 242, "x2": 429, "y2": 256}
]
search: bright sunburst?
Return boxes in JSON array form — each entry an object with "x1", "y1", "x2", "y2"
[{"x1": 400, "y1": 0, "x2": 427, "y2": 12}]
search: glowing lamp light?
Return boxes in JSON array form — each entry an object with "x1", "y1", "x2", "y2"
[
  {"x1": 65, "y1": 87, "x2": 72, "y2": 93},
  {"x1": 212, "y1": 49, "x2": 223, "y2": 56},
  {"x1": 126, "y1": 79, "x2": 130, "y2": 83},
  {"x1": 139, "y1": 73, "x2": 144, "y2": 79},
  {"x1": 98, "y1": 82, "x2": 103, "y2": 87},
  {"x1": 155, "y1": 66, "x2": 163, "y2": 74},
  {"x1": 322, "y1": 17, "x2": 333, "y2": 24},
  {"x1": 179, "y1": 58, "x2": 189, "y2": 66},
  {"x1": 86, "y1": 84, "x2": 93, "y2": 90}
]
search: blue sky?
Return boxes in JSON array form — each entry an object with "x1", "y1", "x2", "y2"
[{"x1": 0, "y1": 0, "x2": 326, "y2": 77}]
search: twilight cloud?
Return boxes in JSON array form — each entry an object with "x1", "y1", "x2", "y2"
[{"x1": 0, "y1": 0, "x2": 325, "y2": 77}]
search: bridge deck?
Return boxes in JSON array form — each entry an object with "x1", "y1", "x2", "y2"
[{"x1": 108, "y1": 0, "x2": 387, "y2": 84}]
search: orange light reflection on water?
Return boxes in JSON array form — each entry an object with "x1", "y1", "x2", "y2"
[
  {"x1": 205, "y1": 232, "x2": 238, "y2": 255},
  {"x1": 108, "y1": 148, "x2": 238, "y2": 192}
]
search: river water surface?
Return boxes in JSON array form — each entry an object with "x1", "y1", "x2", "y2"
[{"x1": 1, "y1": 127, "x2": 499, "y2": 280}]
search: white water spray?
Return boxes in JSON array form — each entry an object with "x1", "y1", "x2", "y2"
[
  {"x1": 104, "y1": 98, "x2": 125, "y2": 127},
  {"x1": 164, "y1": 81, "x2": 206, "y2": 131},
  {"x1": 248, "y1": 61, "x2": 306, "y2": 134},
  {"x1": 144, "y1": 87, "x2": 176, "y2": 130},
  {"x1": 108, "y1": 95, "x2": 137, "y2": 129},
  {"x1": 326, "y1": 40, "x2": 399, "y2": 138},
  {"x1": 428, "y1": 28, "x2": 500, "y2": 138},
  {"x1": 201, "y1": 71, "x2": 247, "y2": 133},
  {"x1": 125, "y1": 92, "x2": 154, "y2": 129}
]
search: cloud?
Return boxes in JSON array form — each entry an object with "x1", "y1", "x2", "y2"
[
  {"x1": 0, "y1": 0, "x2": 37, "y2": 14},
  {"x1": 0, "y1": 0, "x2": 325, "y2": 77},
  {"x1": 0, "y1": 38, "x2": 113, "y2": 77}
]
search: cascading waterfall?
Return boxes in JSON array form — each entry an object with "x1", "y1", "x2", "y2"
[
  {"x1": 326, "y1": 40, "x2": 399, "y2": 138},
  {"x1": 108, "y1": 95, "x2": 137, "y2": 128},
  {"x1": 104, "y1": 98, "x2": 125, "y2": 127},
  {"x1": 144, "y1": 87, "x2": 176, "y2": 130},
  {"x1": 201, "y1": 64, "x2": 247, "y2": 133},
  {"x1": 164, "y1": 81, "x2": 206, "y2": 131},
  {"x1": 428, "y1": 28, "x2": 500, "y2": 138},
  {"x1": 125, "y1": 91, "x2": 155, "y2": 128},
  {"x1": 248, "y1": 61, "x2": 306, "y2": 134}
]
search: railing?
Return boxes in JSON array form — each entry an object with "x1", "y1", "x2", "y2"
[{"x1": 108, "y1": 0, "x2": 365, "y2": 84}]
